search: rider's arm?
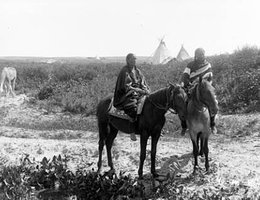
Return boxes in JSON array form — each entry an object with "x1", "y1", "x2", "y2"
[
  {"x1": 181, "y1": 66, "x2": 191, "y2": 88},
  {"x1": 140, "y1": 79, "x2": 150, "y2": 95},
  {"x1": 202, "y1": 63, "x2": 213, "y2": 84},
  {"x1": 125, "y1": 72, "x2": 147, "y2": 95},
  {"x1": 136, "y1": 68, "x2": 150, "y2": 95}
]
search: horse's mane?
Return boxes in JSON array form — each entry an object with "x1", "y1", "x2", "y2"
[
  {"x1": 189, "y1": 80, "x2": 216, "y2": 104},
  {"x1": 202, "y1": 80, "x2": 215, "y2": 94},
  {"x1": 148, "y1": 87, "x2": 168, "y2": 102}
]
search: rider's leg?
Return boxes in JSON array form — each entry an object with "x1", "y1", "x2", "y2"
[
  {"x1": 124, "y1": 107, "x2": 138, "y2": 141},
  {"x1": 180, "y1": 115, "x2": 187, "y2": 136},
  {"x1": 209, "y1": 97, "x2": 218, "y2": 134},
  {"x1": 210, "y1": 114, "x2": 217, "y2": 134}
]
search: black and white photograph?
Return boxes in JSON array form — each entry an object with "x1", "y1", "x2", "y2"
[{"x1": 0, "y1": 0, "x2": 259, "y2": 199}]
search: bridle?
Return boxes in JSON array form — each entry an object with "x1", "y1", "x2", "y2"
[{"x1": 147, "y1": 86, "x2": 178, "y2": 114}]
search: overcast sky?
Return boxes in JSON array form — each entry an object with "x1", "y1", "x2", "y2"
[{"x1": 1, "y1": 0, "x2": 260, "y2": 57}]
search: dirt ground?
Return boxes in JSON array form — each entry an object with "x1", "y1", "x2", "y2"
[{"x1": 0, "y1": 94, "x2": 260, "y2": 198}]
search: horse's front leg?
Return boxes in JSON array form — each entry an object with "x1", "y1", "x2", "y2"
[
  {"x1": 151, "y1": 130, "x2": 161, "y2": 177},
  {"x1": 191, "y1": 139, "x2": 199, "y2": 173},
  {"x1": 203, "y1": 137, "x2": 209, "y2": 172},
  {"x1": 138, "y1": 131, "x2": 149, "y2": 179},
  {"x1": 7, "y1": 81, "x2": 12, "y2": 97}
]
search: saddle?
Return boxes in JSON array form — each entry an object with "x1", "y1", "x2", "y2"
[{"x1": 108, "y1": 96, "x2": 146, "y2": 122}]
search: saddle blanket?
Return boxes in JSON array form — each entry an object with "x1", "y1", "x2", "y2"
[{"x1": 108, "y1": 96, "x2": 146, "y2": 121}]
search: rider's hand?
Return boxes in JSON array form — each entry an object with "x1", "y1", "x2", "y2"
[
  {"x1": 140, "y1": 89, "x2": 148, "y2": 95},
  {"x1": 136, "y1": 88, "x2": 148, "y2": 95}
]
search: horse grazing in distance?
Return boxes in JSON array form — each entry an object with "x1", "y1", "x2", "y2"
[
  {"x1": 0, "y1": 67, "x2": 17, "y2": 97},
  {"x1": 96, "y1": 84, "x2": 187, "y2": 178},
  {"x1": 186, "y1": 77, "x2": 218, "y2": 173}
]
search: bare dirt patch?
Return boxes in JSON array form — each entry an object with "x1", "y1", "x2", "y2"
[{"x1": 0, "y1": 94, "x2": 260, "y2": 198}]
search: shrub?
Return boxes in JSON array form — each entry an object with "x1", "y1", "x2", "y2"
[
  {"x1": 0, "y1": 155, "x2": 145, "y2": 200},
  {"x1": 38, "y1": 86, "x2": 54, "y2": 100}
]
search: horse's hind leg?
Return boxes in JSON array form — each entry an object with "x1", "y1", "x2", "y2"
[
  {"x1": 106, "y1": 124, "x2": 118, "y2": 171},
  {"x1": 97, "y1": 122, "x2": 109, "y2": 173}
]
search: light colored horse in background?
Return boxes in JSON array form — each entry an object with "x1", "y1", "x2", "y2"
[{"x1": 0, "y1": 67, "x2": 17, "y2": 97}]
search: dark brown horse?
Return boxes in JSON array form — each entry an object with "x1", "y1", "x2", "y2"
[
  {"x1": 96, "y1": 84, "x2": 187, "y2": 178},
  {"x1": 186, "y1": 78, "x2": 218, "y2": 172}
]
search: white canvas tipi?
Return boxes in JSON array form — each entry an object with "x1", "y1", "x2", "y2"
[
  {"x1": 176, "y1": 45, "x2": 190, "y2": 61},
  {"x1": 151, "y1": 39, "x2": 173, "y2": 64}
]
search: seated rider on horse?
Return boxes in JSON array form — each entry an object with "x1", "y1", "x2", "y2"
[
  {"x1": 180, "y1": 48, "x2": 218, "y2": 135},
  {"x1": 113, "y1": 53, "x2": 150, "y2": 141}
]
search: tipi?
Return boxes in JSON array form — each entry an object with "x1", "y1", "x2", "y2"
[
  {"x1": 95, "y1": 55, "x2": 100, "y2": 60},
  {"x1": 151, "y1": 39, "x2": 173, "y2": 64},
  {"x1": 176, "y1": 45, "x2": 190, "y2": 61}
]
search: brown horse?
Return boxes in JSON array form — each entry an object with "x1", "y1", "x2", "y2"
[
  {"x1": 186, "y1": 77, "x2": 218, "y2": 172},
  {"x1": 96, "y1": 84, "x2": 187, "y2": 178}
]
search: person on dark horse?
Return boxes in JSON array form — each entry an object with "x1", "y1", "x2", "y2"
[
  {"x1": 180, "y1": 48, "x2": 218, "y2": 135},
  {"x1": 113, "y1": 53, "x2": 150, "y2": 141}
]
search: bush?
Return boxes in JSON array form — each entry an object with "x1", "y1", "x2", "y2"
[
  {"x1": 38, "y1": 86, "x2": 54, "y2": 100},
  {"x1": 210, "y1": 46, "x2": 260, "y2": 113},
  {"x1": 0, "y1": 155, "x2": 145, "y2": 200}
]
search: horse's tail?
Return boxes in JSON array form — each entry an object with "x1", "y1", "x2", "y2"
[
  {"x1": 96, "y1": 94, "x2": 113, "y2": 153},
  {"x1": 96, "y1": 94, "x2": 113, "y2": 119}
]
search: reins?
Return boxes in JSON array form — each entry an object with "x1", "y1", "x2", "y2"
[{"x1": 146, "y1": 87, "x2": 177, "y2": 114}]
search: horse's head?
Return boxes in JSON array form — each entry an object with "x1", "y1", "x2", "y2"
[
  {"x1": 197, "y1": 77, "x2": 218, "y2": 116},
  {"x1": 168, "y1": 83, "x2": 187, "y2": 120}
]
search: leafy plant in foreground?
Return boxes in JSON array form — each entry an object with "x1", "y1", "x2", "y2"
[{"x1": 0, "y1": 155, "x2": 145, "y2": 200}]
